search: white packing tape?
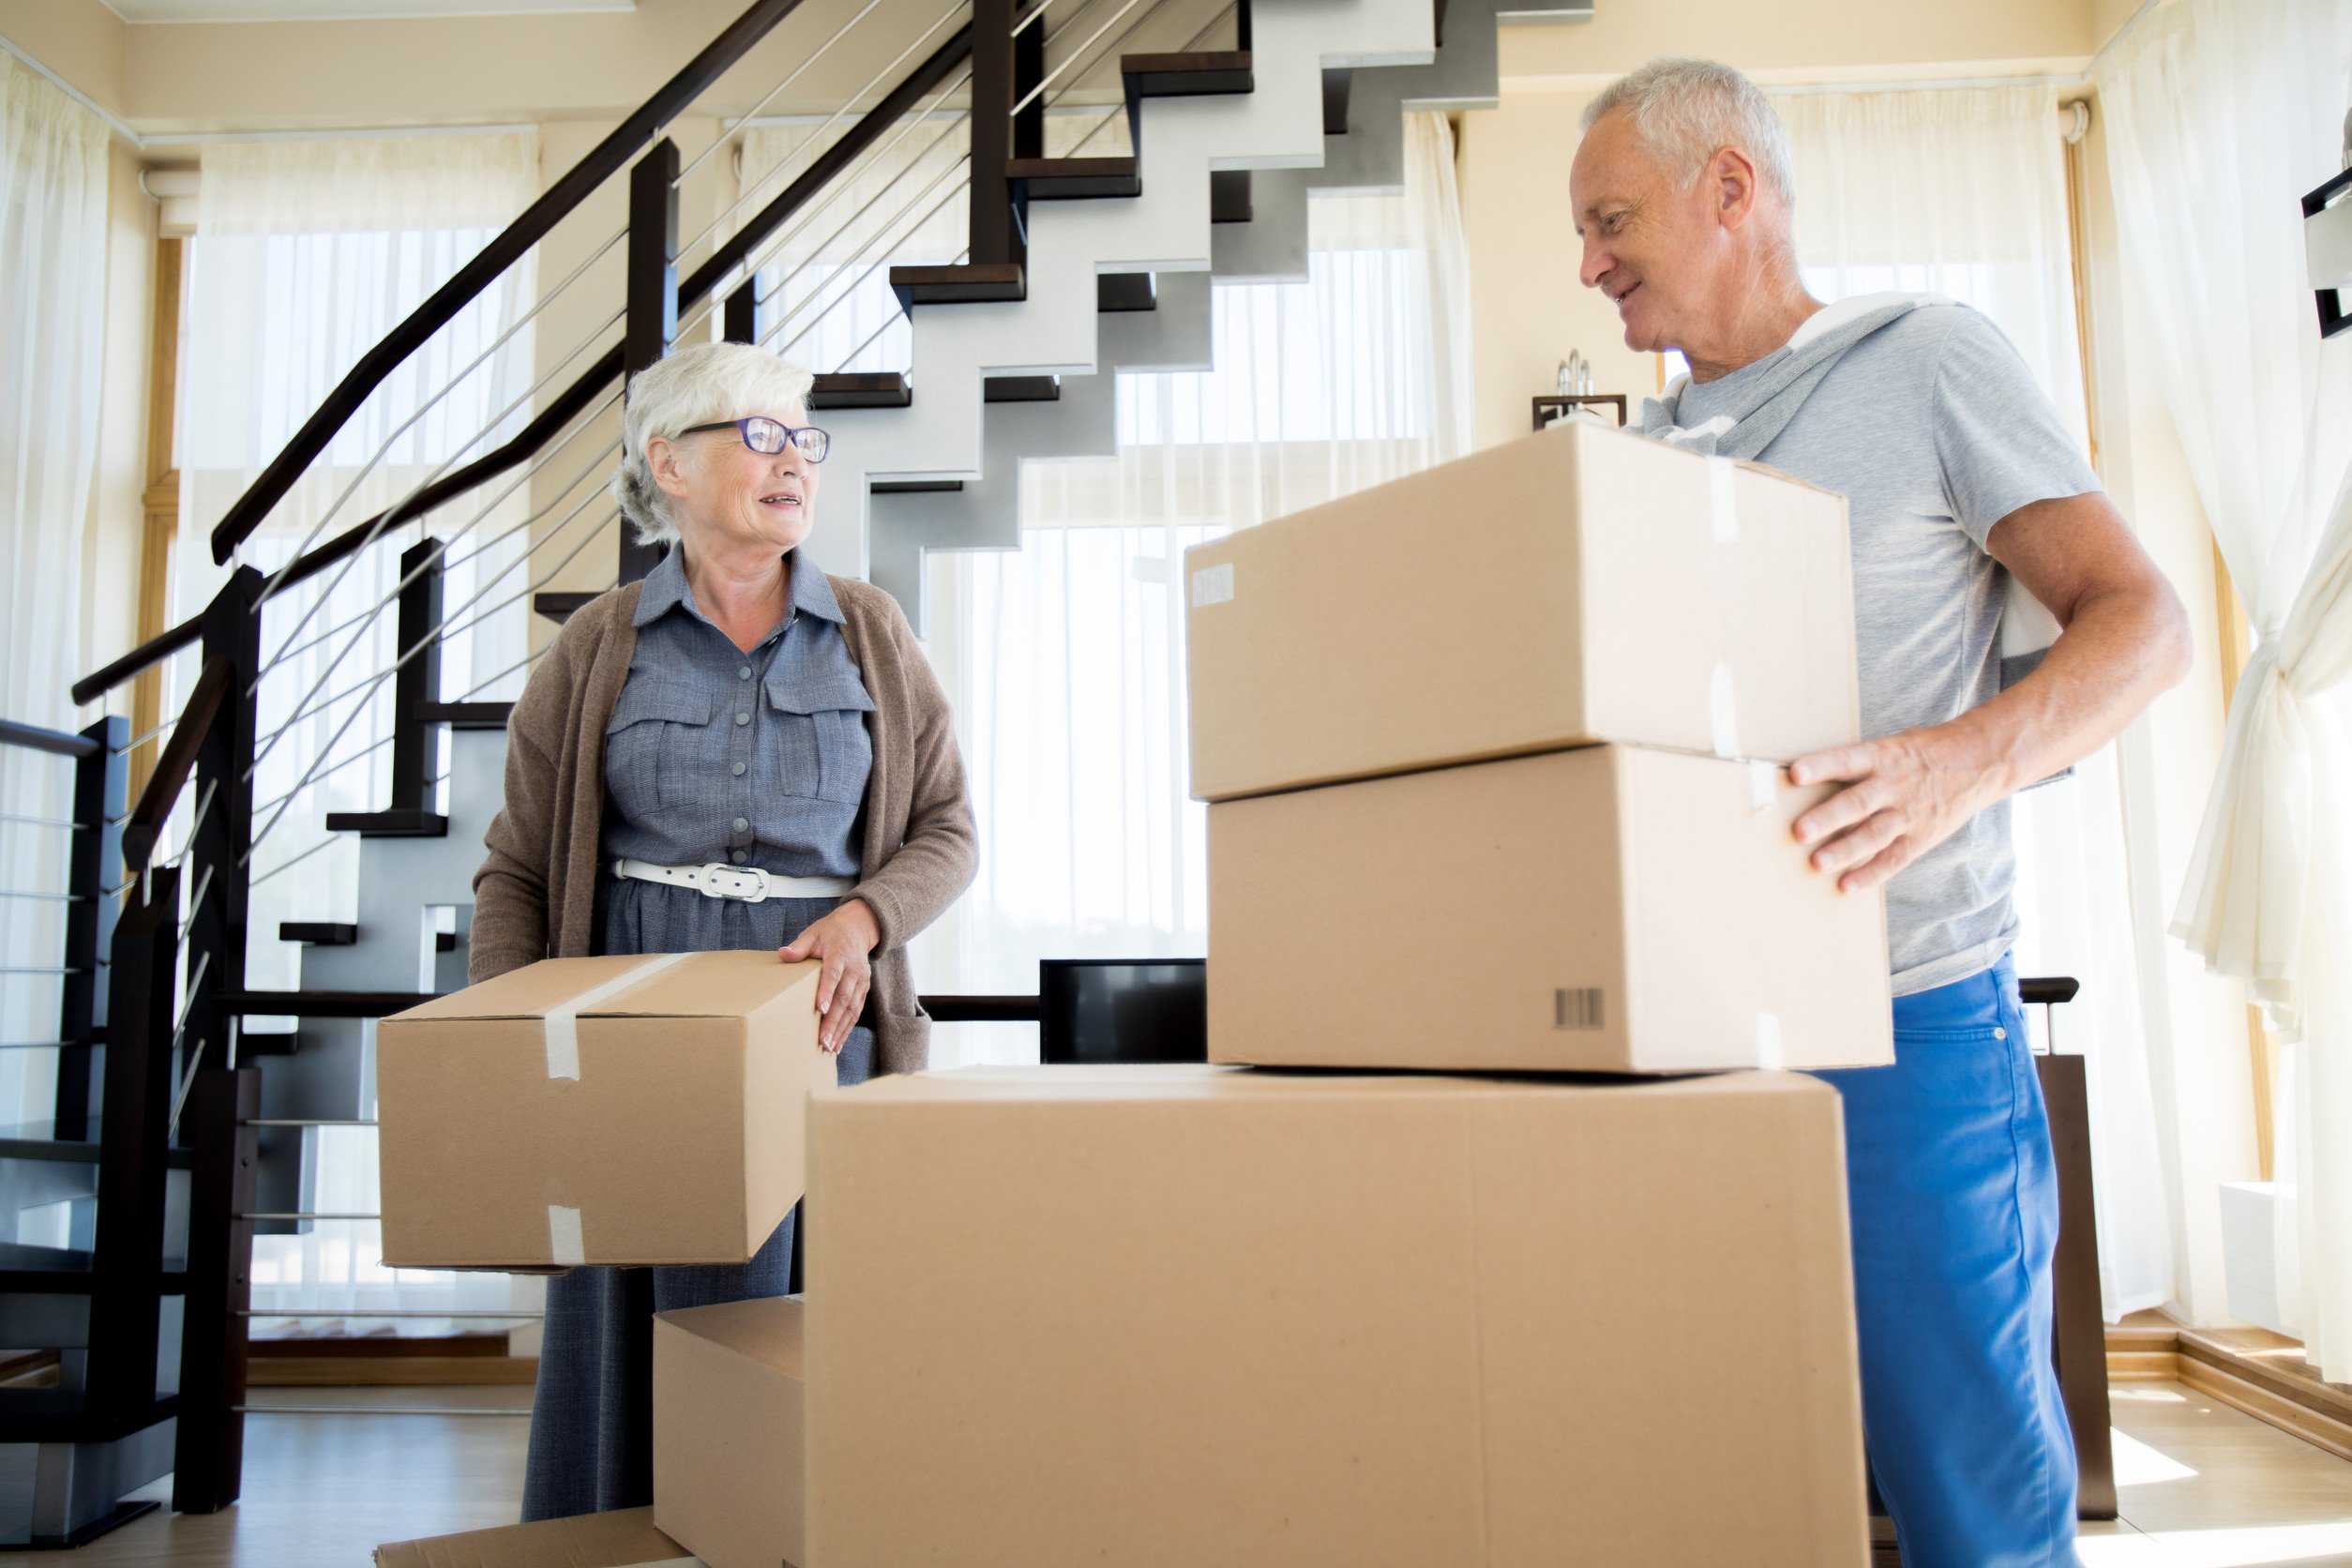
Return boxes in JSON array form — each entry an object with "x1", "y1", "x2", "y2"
[
  {"x1": 1707, "y1": 455, "x2": 1740, "y2": 543},
  {"x1": 1756, "y1": 1011, "x2": 1785, "y2": 1071},
  {"x1": 541, "y1": 951, "x2": 693, "y2": 1080},
  {"x1": 1709, "y1": 663, "x2": 1741, "y2": 760},
  {"x1": 1749, "y1": 760, "x2": 1778, "y2": 811},
  {"x1": 548, "y1": 1204, "x2": 585, "y2": 1266},
  {"x1": 1191, "y1": 561, "x2": 1235, "y2": 608}
]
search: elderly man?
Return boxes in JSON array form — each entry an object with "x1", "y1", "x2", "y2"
[{"x1": 1570, "y1": 59, "x2": 2190, "y2": 1568}]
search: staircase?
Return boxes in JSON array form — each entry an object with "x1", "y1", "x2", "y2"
[{"x1": 12, "y1": 0, "x2": 1586, "y2": 1541}]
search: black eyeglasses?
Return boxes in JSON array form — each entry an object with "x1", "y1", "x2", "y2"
[{"x1": 678, "y1": 415, "x2": 830, "y2": 462}]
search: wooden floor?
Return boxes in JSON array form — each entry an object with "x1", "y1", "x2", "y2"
[{"x1": 6, "y1": 1379, "x2": 2352, "y2": 1565}]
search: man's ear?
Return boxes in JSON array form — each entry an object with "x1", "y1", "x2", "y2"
[
  {"x1": 1711, "y1": 143, "x2": 1761, "y2": 232},
  {"x1": 645, "y1": 432, "x2": 695, "y2": 501}
]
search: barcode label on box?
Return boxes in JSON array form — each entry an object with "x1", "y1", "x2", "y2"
[
  {"x1": 1191, "y1": 562, "x2": 1235, "y2": 607},
  {"x1": 1554, "y1": 988, "x2": 1606, "y2": 1031}
]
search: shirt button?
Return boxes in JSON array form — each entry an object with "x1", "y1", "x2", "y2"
[
  {"x1": 739, "y1": 667, "x2": 752, "y2": 680},
  {"x1": 734, "y1": 711, "x2": 750, "y2": 726},
  {"x1": 731, "y1": 761, "x2": 746, "y2": 776},
  {"x1": 730, "y1": 849, "x2": 747, "y2": 865},
  {"x1": 1994, "y1": 1027, "x2": 2007, "y2": 1041},
  {"x1": 732, "y1": 817, "x2": 748, "y2": 833}
]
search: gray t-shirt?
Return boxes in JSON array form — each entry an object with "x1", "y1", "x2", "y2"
[{"x1": 1672, "y1": 301, "x2": 2100, "y2": 995}]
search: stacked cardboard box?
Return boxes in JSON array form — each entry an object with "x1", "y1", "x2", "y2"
[{"x1": 1186, "y1": 417, "x2": 1894, "y2": 1072}]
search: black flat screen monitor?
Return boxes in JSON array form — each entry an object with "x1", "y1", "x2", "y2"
[{"x1": 1038, "y1": 958, "x2": 1207, "y2": 1065}]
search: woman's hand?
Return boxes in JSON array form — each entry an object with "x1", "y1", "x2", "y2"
[{"x1": 779, "y1": 898, "x2": 882, "y2": 1053}]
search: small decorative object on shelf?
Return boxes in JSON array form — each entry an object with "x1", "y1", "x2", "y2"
[{"x1": 1532, "y1": 393, "x2": 1629, "y2": 431}]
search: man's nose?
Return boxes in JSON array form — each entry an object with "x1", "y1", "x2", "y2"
[{"x1": 1577, "y1": 238, "x2": 1610, "y2": 292}]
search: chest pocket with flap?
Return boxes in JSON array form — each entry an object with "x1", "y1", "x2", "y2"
[
  {"x1": 763, "y1": 665, "x2": 876, "y2": 806},
  {"x1": 604, "y1": 679, "x2": 714, "y2": 816}
]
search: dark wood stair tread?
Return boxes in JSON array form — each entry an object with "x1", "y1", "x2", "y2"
[
  {"x1": 532, "y1": 591, "x2": 602, "y2": 625},
  {"x1": 278, "y1": 922, "x2": 357, "y2": 945},
  {"x1": 418, "y1": 701, "x2": 512, "y2": 730},
  {"x1": 1008, "y1": 156, "x2": 1140, "y2": 200},
  {"x1": 324, "y1": 808, "x2": 447, "y2": 838},
  {"x1": 984, "y1": 375, "x2": 1061, "y2": 403},
  {"x1": 1097, "y1": 272, "x2": 1157, "y2": 312},
  {"x1": 889, "y1": 262, "x2": 1026, "y2": 310},
  {"x1": 809, "y1": 371, "x2": 912, "y2": 410},
  {"x1": 1123, "y1": 50, "x2": 1253, "y2": 97}
]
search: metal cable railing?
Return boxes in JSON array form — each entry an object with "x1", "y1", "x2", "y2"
[
  {"x1": 1066, "y1": 0, "x2": 1230, "y2": 153},
  {"x1": 248, "y1": 305, "x2": 626, "y2": 704},
  {"x1": 251, "y1": 448, "x2": 620, "y2": 756},
  {"x1": 671, "y1": 0, "x2": 920, "y2": 195},
  {"x1": 764, "y1": 172, "x2": 974, "y2": 358},
  {"x1": 671, "y1": 65, "x2": 981, "y2": 346},
  {"x1": 246, "y1": 226, "x2": 628, "y2": 626},
  {"x1": 240, "y1": 384, "x2": 626, "y2": 775}
]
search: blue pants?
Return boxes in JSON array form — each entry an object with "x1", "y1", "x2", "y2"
[{"x1": 1815, "y1": 956, "x2": 2079, "y2": 1568}]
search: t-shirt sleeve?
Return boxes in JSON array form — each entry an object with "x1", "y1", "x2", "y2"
[{"x1": 1928, "y1": 306, "x2": 2102, "y2": 549}]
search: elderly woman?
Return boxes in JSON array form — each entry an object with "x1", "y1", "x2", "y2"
[{"x1": 470, "y1": 339, "x2": 976, "y2": 1521}]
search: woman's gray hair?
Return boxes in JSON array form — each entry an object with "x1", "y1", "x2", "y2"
[
  {"x1": 1582, "y1": 57, "x2": 1796, "y2": 205},
  {"x1": 611, "y1": 340, "x2": 817, "y2": 547}
]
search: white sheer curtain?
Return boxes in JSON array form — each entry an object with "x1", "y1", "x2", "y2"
[
  {"x1": 173, "y1": 132, "x2": 539, "y2": 995},
  {"x1": 170, "y1": 132, "x2": 543, "y2": 1334},
  {"x1": 912, "y1": 113, "x2": 1473, "y2": 1065},
  {"x1": 0, "y1": 54, "x2": 109, "y2": 1128},
  {"x1": 1769, "y1": 82, "x2": 2178, "y2": 1318},
  {"x1": 2096, "y1": 0, "x2": 2352, "y2": 1376}
]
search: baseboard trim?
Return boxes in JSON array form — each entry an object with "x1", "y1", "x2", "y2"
[
  {"x1": 247, "y1": 1354, "x2": 538, "y2": 1387},
  {"x1": 2109, "y1": 1318, "x2": 2352, "y2": 1461}
]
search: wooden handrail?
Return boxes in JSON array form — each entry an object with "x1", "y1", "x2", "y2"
[
  {"x1": 204, "y1": 0, "x2": 803, "y2": 567},
  {"x1": 120, "y1": 656, "x2": 230, "y2": 873}
]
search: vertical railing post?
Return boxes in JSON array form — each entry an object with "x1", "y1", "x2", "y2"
[
  {"x1": 173, "y1": 1063, "x2": 259, "y2": 1515},
  {"x1": 55, "y1": 714, "x2": 127, "y2": 1140},
  {"x1": 622, "y1": 139, "x2": 682, "y2": 585},
  {"x1": 388, "y1": 536, "x2": 444, "y2": 818},
  {"x1": 969, "y1": 0, "x2": 1023, "y2": 269},
  {"x1": 724, "y1": 278, "x2": 761, "y2": 345},
  {"x1": 1012, "y1": 8, "x2": 1044, "y2": 161},
  {"x1": 184, "y1": 568, "x2": 262, "y2": 1097},
  {"x1": 83, "y1": 866, "x2": 178, "y2": 1422}
]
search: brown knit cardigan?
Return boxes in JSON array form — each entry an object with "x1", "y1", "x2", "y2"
[{"x1": 468, "y1": 574, "x2": 976, "y2": 1077}]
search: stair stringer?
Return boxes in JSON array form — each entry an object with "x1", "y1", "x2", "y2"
[
  {"x1": 867, "y1": 0, "x2": 1554, "y2": 618},
  {"x1": 801, "y1": 0, "x2": 1440, "y2": 586}
]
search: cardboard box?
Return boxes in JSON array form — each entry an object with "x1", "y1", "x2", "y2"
[
  {"x1": 1184, "y1": 418, "x2": 1858, "y2": 801},
  {"x1": 374, "y1": 1507, "x2": 689, "y2": 1567},
  {"x1": 654, "y1": 1296, "x2": 806, "y2": 1568},
  {"x1": 806, "y1": 1064, "x2": 1868, "y2": 1568},
  {"x1": 377, "y1": 950, "x2": 832, "y2": 1269},
  {"x1": 1208, "y1": 745, "x2": 1892, "y2": 1073}
]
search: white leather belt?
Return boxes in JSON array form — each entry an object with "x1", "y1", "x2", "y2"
[{"x1": 611, "y1": 857, "x2": 852, "y2": 903}]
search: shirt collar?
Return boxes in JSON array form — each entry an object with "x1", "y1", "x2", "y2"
[{"x1": 629, "y1": 546, "x2": 845, "y2": 629}]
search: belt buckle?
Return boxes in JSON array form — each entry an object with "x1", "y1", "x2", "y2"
[{"x1": 698, "y1": 862, "x2": 769, "y2": 903}]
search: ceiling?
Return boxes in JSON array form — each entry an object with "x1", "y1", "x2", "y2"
[{"x1": 104, "y1": 0, "x2": 632, "y2": 21}]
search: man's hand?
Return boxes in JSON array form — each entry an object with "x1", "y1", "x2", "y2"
[
  {"x1": 1787, "y1": 725, "x2": 2003, "y2": 895},
  {"x1": 778, "y1": 898, "x2": 882, "y2": 1053}
]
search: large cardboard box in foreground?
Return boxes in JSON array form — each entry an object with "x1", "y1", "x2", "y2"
[
  {"x1": 374, "y1": 1507, "x2": 688, "y2": 1567},
  {"x1": 378, "y1": 950, "x2": 832, "y2": 1269},
  {"x1": 654, "y1": 1296, "x2": 806, "y2": 1568},
  {"x1": 1210, "y1": 744, "x2": 1893, "y2": 1073},
  {"x1": 806, "y1": 1064, "x2": 1869, "y2": 1568},
  {"x1": 1184, "y1": 418, "x2": 1858, "y2": 801}
]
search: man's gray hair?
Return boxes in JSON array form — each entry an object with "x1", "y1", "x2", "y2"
[
  {"x1": 1582, "y1": 57, "x2": 1796, "y2": 204},
  {"x1": 612, "y1": 340, "x2": 817, "y2": 546}
]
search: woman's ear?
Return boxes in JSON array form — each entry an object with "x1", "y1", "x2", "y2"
[{"x1": 645, "y1": 431, "x2": 696, "y2": 501}]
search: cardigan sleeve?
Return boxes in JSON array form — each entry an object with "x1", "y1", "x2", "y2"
[
  {"x1": 848, "y1": 598, "x2": 978, "y2": 955},
  {"x1": 468, "y1": 647, "x2": 570, "y2": 983}
]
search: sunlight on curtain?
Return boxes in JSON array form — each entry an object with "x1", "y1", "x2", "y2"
[
  {"x1": 167, "y1": 132, "x2": 542, "y2": 1334},
  {"x1": 0, "y1": 53, "x2": 108, "y2": 1126},
  {"x1": 1772, "y1": 82, "x2": 2176, "y2": 1318},
  {"x1": 171, "y1": 132, "x2": 540, "y2": 999},
  {"x1": 2097, "y1": 0, "x2": 2352, "y2": 1373},
  {"x1": 911, "y1": 114, "x2": 1470, "y2": 1065}
]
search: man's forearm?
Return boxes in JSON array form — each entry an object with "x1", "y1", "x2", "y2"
[{"x1": 1939, "y1": 580, "x2": 2192, "y2": 803}]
